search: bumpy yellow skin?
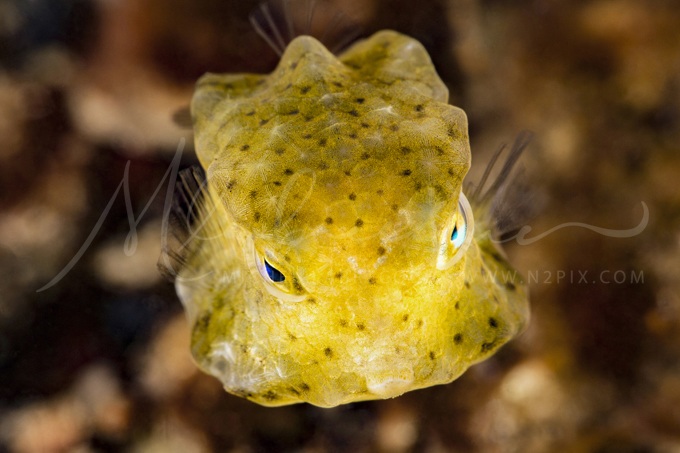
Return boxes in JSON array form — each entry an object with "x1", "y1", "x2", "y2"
[{"x1": 177, "y1": 30, "x2": 529, "y2": 407}]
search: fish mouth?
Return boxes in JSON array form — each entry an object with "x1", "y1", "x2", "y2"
[{"x1": 365, "y1": 368, "x2": 416, "y2": 398}]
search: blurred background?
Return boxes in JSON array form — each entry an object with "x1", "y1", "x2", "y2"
[{"x1": 1, "y1": 0, "x2": 679, "y2": 451}]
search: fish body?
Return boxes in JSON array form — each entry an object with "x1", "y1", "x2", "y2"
[{"x1": 175, "y1": 30, "x2": 529, "y2": 407}]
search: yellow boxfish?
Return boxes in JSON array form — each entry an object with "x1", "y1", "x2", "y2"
[{"x1": 165, "y1": 23, "x2": 530, "y2": 407}]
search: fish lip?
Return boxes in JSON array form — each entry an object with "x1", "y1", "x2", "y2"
[{"x1": 366, "y1": 374, "x2": 416, "y2": 398}]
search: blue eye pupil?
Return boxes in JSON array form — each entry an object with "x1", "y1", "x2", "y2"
[
  {"x1": 264, "y1": 259, "x2": 285, "y2": 282},
  {"x1": 450, "y1": 220, "x2": 466, "y2": 248}
]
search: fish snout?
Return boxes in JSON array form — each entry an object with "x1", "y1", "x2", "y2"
[{"x1": 365, "y1": 367, "x2": 415, "y2": 398}]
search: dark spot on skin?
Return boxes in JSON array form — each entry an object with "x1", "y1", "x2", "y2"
[
  {"x1": 325, "y1": 217, "x2": 333, "y2": 225},
  {"x1": 300, "y1": 85, "x2": 311, "y2": 94},
  {"x1": 401, "y1": 147, "x2": 411, "y2": 155},
  {"x1": 454, "y1": 333, "x2": 463, "y2": 344},
  {"x1": 415, "y1": 182, "x2": 422, "y2": 191},
  {"x1": 435, "y1": 146, "x2": 445, "y2": 156},
  {"x1": 259, "y1": 119, "x2": 269, "y2": 126},
  {"x1": 395, "y1": 347, "x2": 401, "y2": 354},
  {"x1": 356, "y1": 97, "x2": 365, "y2": 104},
  {"x1": 455, "y1": 301, "x2": 460, "y2": 310},
  {"x1": 254, "y1": 212, "x2": 261, "y2": 222},
  {"x1": 302, "y1": 133, "x2": 312, "y2": 139},
  {"x1": 368, "y1": 277, "x2": 377, "y2": 285},
  {"x1": 481, "y1": 341, "x2": 497, "y2": 353},
  {"x1": 227, "y1": 180, "x2": 236, "y2": 190},
  {"x1": 307, "y1": 297, "x2": 317, "y2": 304},
  {"x1": 339, "y1": 319, "x2": 348, "y2": 327},
  {"x1": 284, "y1": 255, "x2": 291, "y2": 262},
  {"x1": 464, "y1": 281, "x2": 471, "y2": 289},
  {"x1": 289, "y1": 387, "x2": 301, "y2": 396},
  {"x1": 429, "y1": 351, "x2": 436, "y2": 360},
  {"x1": 292, "y1": 278, "x2": 303, "y2": 292},
  {"x1": 275, "y1": 148, "x2": 285, "y2": 155},
  {"x1": 300, "y1": 382, "x2": 310, "y2": 391},
  {"x1": 290, "y1": 61, "x2": 298, "y2": 70},
  {"x1": 390, "y1": 124, "x2": 399, "y2": 131},
  {"x1": 401, "y1": 169, "x2": 412, "y2": 176},
  {"x1": 319, "y1": 138, "x2": 327, "y2": 146},
  {"x1": 357, "y1": 323, "x2": 365, "y2": 331},
  {"x1": 415, "y1": 104, "x2": 424, "y2": 112},
  {"x1": 304, "y1": 115, "x2": 314, "y2": 122},
  {"x1": 284, "y1": 168, "x2": 294, "y2": 175},
  {"x1": 349, "y1": 132, "x2": 358, "y2": 139},
  {"x1": 416, "y1": 319, "x2": 423, "y2": 328},
  {"x1": 333, "y1": 81, "x2": 344, "y2": 88},
  {"x1": 448, "y1": 167, "x2": 455, "y2": 176},
  {"x1": 263, "y1": 390, "x2": 278, "y2": 401},
  {"x1": 273, "y1": 181, "x2": 282, "y2": 186},
  {"x1": 355, "y1": 219, "x2": 364, "y2": 227},
  {"x1": 402, "y1": 314, "x2": 409, "y2": 322},
  {"x1": 361, "y1": 152, "x2": 370, "y2": 160},
  {"x1": 349, "y1": 193, "x2": 357, "y2": 201},
  {"x1": 344, "y1": 170, "x2": 352, "y2": 176},
  {"x1": 334, "y1": 272, "x2": 343, "y2": 279},
  {"x1": 349, "y1": 109, "x2": 359, "y2": 117},
  {"x1": 489, "y1": 317, "x2": 498, "y2": 328},
  {"x1": 324, "y1": 347, "x2": 333, "y2": 357},
  {"x1": 481, "y1": 266, "x2": 487, "y2": 276},
  {"x1": 377, "y1": 246, "x2": 386, "y2": 256},
  {"x1": 288, "y1": 333, "x2": 297, "y2": 340},
  {"x1": 241, "y1": 144, "x2": 250, "y2": 151},
  {"x1": 246, "y1": 110, "x2": 255, "y2": 116},
  {"x1": 196, "y1": 312, "x2": 211, "y2": 331},
  {"x1": 319, "y1": 161, "x2": 329, "y2": 170},
  {"x1": 233, "y1": 389, "x2": 253, "y2": 398},
  {"x1": 376, "y1": 189, "x2": 383, "y2": 196},
  {"x1": 505, "y1": 281, "x2": 517, "y2": 291},
  {"x1": 249, "y1": 190, "x2": 258, "y2": 198},
  {"x1": 447, "y1": 126, "x2": 457, "y2": 138},
  {"x1": 493, "y1": 295, "x2": 499, "y2": 303},
  {"x1": 492, "y1": 253, "x2": 504, "y2": 262},
  {"x1": 391, "y1": 204, "x2": 399, "y2": 211},
  {"x1": 361, "y1": 122, "x2": 370, "y2": 128},
  {"x1": 287, "y1": 109, "x2": 300, "y2": 115}
]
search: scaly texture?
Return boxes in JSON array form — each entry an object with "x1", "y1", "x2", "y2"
[{"x1": 176, "y1": 30, "x2": 529, "y2": 407}]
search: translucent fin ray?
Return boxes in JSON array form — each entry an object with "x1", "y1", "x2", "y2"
[
  {"x1": 158, "y1": 166, "x2": 208, "y2": 281},
  {"x1": 249, "y1": 0, "x2": 362, "y2": 56},
  {"x1": 468, "y1": 131, "x2": 535, "y2": 238}
]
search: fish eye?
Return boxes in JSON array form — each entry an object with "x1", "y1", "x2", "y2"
[
  {"x1": 450, "y1": 223, "x2": 466, "y2": 248},
  {"x1": 250, "y1": 241, "x2": 307, "y2": 302},
  {"x1": 256, "y1": 253, "x2": 287, "y2": 285},
  {"x1": 437, "y1": 192, "x2": 475, "y2": 270},
  {"x1": 264, "y1": 258, "x2": 285, "y2": 282},
  {"x1": 450, "y1": 200, "x2": 469, "y2": 248}
]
